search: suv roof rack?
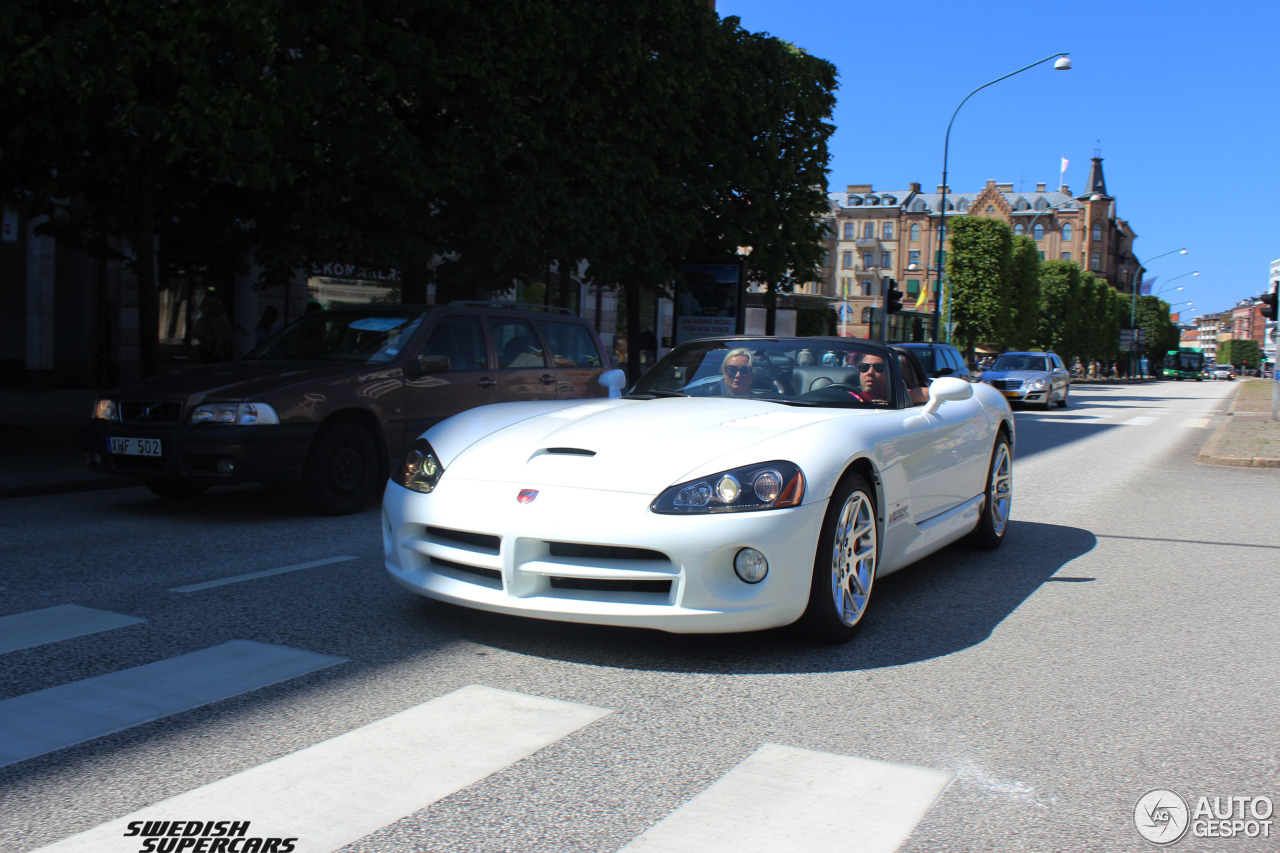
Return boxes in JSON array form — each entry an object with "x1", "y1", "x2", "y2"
[{"x1": 448, "y1": 300, "x2": 576, "y2": 316}]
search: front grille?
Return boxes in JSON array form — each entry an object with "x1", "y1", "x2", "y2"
[
  {"x1": 989, "y1": 379, "x2": 1022, "y2": 391},
  {"x1": 427, "y1": 527, "x2": 500, "y2": 552},
  {"x1": 431, "y1": 557, "x2": 501, "y2": 582},
  {"x1": 549, "y1": 577, "x2": 672, "y2": 594},
  {"x1": 120, "y1": 399, "x2": 183, "y2": 425},
  {"x1": 548, "y1": 542, "x2": 667, "y2": 561}
]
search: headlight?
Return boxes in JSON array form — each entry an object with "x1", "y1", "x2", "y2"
[
  {"x1": 394, "y1": 438, "x2": 444, "y2": 493},
  {"x1": 189, "y1": 403, "x2": 280, "y2": 425},
  {"x1": 93, "y1": 399, "x2": 119, "y2": 421},
  {"x1": 1025, "y1": 378, "x2": 1048, "y2": 391},
  {"x1": 652, "y1": 461, "x2": 804, "y2": 514}
]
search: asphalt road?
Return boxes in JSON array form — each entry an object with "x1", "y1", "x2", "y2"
[{"x1": 2, "y1": 379, "x2": 1276, "y2": 853}]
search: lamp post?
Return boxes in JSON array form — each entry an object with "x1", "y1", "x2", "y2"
[
  {"x1": 1129, "y1": 248, "x2": 1188, "y2": 377},
  {"x1": 933, "y1": 52, "x2": 1072, "y2": 342},
  {"x1": 906, "y1": 262, "x2": 941, "y2": 341},
  {"x1": 1154, "y1": 270, "x2": 1200, "y2": 299}
]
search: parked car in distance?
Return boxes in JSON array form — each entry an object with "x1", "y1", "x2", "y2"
[
  {"x1": 889, "y1": 342, "x2": 973, "y2": 382},
  {"x1": 383, "y1": 336, "x2": 1015, "y2": 643},
  {"x1": 1208, "y1": 364, "x2": 1236, "y2": 381},
  {"x1": 979, "y1": 351, "x2": 1070, "y2": 409},
  {"x1": 83, "y1": 302, "x2": 614, "y2": 514}
]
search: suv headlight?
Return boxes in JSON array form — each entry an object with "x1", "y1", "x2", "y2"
[
  {"x1": 93, "y1": 399, "x2": 119, "y2": 421},
  {"x1": 652, "y1": 461, "x2": 804, "y2": 514},
  {"x1": 394, "y1": 438, "x2": 444, "y2": 493},
  {"x1": 189, "y1": 403, "x2": 280, "y2": 425}
]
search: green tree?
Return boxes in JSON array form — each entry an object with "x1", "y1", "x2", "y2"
[
  {"x1": 945, "y1": 216, "x2": 1013, "y2": 360},
  {"x1": 1218, "y1": 338, "x2": 1263, "y2": 371},
  {"x1": 1007, "y1": 235, "x2": 1041, "y2": 350},
  {"x1": 1037, "y1": 260, "x2": 1081, "y2": 355},
  {"x1": 1133, "y1": 295, "x2": 1181, "y2": 373}
]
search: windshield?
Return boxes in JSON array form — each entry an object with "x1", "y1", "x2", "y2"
[
  {"x1": 631, "y1": 338, "x2": 902, "y2": 409},
  {"x1": 991, "y1": 354, "x2": 1049, "y2": 372},
  {"x1": 242, "y1": 310, "x2": 427, "y2": 363},
  {"x1": 1167, "y1": 350, "x2": 1204, "y2": 371}
]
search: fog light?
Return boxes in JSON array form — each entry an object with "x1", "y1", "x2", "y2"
[
  {"x1": 215, "y1": 459, "x2": 235, "y2": 475},
  {"x1": 733, "y1": 548, "x2": 768, "y2": 583}
]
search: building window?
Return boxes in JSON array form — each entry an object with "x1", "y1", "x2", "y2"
[
  {"x1": 1033, "y1": 223, "x2": 1045, "y2": 241},
  {"x1": 1090, "y1": 252, "x2": 1101, "y2": 271},
  {"x1": 1092, "y1": 223, "x2": 1102, "y2": 241},
  {"x1": 1038, "y1": 251, "x2": 1045, "y2": 260},
  {"x1": 882, "y1": 222, "x2": 894, "y2": 240},
  {"x1": 843, "y1": 222, "x2": 854, "y2": 240},
  {"x1": 1062, "y1": 223, "x2": 1074, "y2": 242},
  {"x1": 881, "y1": 251, "x2": 892, "y2": 268},
  {"x1": 1013, "y1": 223, "x2": 1025, "y2": 235},
  {"x1": 862, "y1": 252, "x2": 874, "y2": 269},
  {"x1": 861, "y1": 280, "x2": 873, "y2": 296},
  {"x1": 863, "y1": 222, "x2": 875, "y2": 239},
  {"x1": 910, "y1": 223, "x2": 921, "y2": 242},
  {"x1": 1061, "y1": 251, "x2": 1071, "y2": 261},
  {"x1": 842, "y1": 251, "x2": 853, "y2": 269},
  {"x1": 906, "y1": 279, "x2": 920, "y2": 296},
  {"x1": 862, "y1": 307, "x2": 873, "y2": 322},
  {"x1": 909, "y1": 250, "x2": 920, "y2": 266}
]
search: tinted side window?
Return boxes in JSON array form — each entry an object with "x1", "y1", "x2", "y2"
[
  {"x1": 490, "y1": 317, "x2": 545, "y2": 367},
  {"x1": 540, "y1": 320, "x2": 602, "y2": 368},
  {"x1": 422, "y1": 314, "x2": 487, "y2": 370},
  {"x1": 945, "y1": 347, "x2": 965, "y2": 372}
]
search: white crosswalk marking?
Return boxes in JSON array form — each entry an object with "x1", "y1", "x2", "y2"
[
  {"x1": 619, "y1": 744, "x2": 954, "y2": 853},
  {"x1": 0, "y1": 640, "x2": 346, "y2": 768},
  {"x1": 0, "y1": 604, "x2": 144, "y2": 654},
  {"x1": 29, "y1": 685, "x2": 611, "y2": 853},
  {"x1": 1180, "y1": 418, "x2": 1211, "y2": 428},
  {"x1": 169, "y1": 556, "x2": 360, "y2": 592},
  {"x1": 1120, "y1": 416, "x2": 1159, "y2": 426}
]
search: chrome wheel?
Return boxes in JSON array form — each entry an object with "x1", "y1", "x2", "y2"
[
  {"x1": 988, "y1": 440, "x2": 1012, "y2": 538},
  {"x1": 830, "y1": 488, "x2": 877, "y2": 627}
]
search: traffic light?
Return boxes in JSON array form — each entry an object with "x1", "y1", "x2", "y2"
[
  {"x1": 885, "y1": 278, "x2": 904, "y2": 314},
  {"x1": 1262, "y1": 283, "x2": 1279, "y2": 320}
]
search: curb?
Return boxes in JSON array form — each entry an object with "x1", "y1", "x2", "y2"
[{"x1": 1197, "y1": 385, "x2": 1280, "y2": 469}]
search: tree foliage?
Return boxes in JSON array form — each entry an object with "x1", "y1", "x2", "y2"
[
  {"x1": 1007, "y1": 234, "x2": 1041, "y2": 351},
  {"x1": 1036, "y1": 260, "x2": 1081, "y2": 356},
  {"x1": 944, "y1": 216, "x2": 1012, "y2": 359},
  {"x1": 1217, "y1": 337, "x2": 1262, "y2": 370}
]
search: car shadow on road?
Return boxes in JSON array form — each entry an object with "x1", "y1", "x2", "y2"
[{"x1": 417, "y1": 520, "x2": 1097, "y2": 675}]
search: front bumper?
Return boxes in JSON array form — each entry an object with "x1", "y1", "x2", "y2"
[
  {"x1": 382, "y1": 477, "x2": 829, "y2": 634},
  {"x1": 82, "y1": 420, "x2": 320, "y2": 485}
]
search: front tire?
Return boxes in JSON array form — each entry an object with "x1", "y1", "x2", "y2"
[
  {"x1": 798, "y1": 473, "x2": 878, "y2": 643},
  {"x1": 967, "y1": 432, "x2": 1013, "y2": 549},
  {"x1": 303, "y1": 423, "x2": 380, "y2": 515}
]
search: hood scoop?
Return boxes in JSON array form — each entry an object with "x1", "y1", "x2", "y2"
[{"x1": 541, "y1": 447, "x2": 597, "y2": 457}]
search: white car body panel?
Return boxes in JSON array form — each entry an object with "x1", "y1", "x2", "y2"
[{"x1": 383, "y1": 377, "x2": 1013, "y2": 634}]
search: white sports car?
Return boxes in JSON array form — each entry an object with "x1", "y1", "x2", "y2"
[{"x1": 382, "y1": 337, "x2": 1014, "y2": 642}]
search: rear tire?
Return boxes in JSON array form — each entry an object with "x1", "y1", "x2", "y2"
[
  {"x1": 798, "y1": 473, "x2": 878, "y2": 644},
  {"x1": 303, "y1": 423, "x2": 380, "y2": 515},
  {"x1": 967, "y1": 433, "x2": 1012, "y2": 549}
]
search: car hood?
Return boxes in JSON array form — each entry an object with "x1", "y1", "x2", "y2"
[
  {"x1": 982, "y1": 370, "x2": 1050, "y2": 382},
  {"x1": 433, "y1": 397, "x2": 850, "y2": 495},
  {"x1": 110, "y1": 360, "x2": 392, "y2": 402}
]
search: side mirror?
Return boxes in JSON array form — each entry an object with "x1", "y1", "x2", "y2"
[
  {"x1": 922, "y1": 376, "x2": 973, "y2": 415},
  {"x1": 598, "y1": 368, "x2": 627, "y2": 398},
  {"x1": 406, "y1": 354, "x2": 450, "y2": 377}
]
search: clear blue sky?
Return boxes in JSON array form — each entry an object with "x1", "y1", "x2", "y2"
[{"x1": 718, "y1": 0, "x2": 1280, "y2": 320}]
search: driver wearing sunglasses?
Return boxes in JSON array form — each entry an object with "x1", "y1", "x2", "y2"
[
  {"x1": 721, "y1": 348, "x2": 756, "y2": 396},
  {"x1": 856, "y1": 353, "x2": 890, "y2": 403}
]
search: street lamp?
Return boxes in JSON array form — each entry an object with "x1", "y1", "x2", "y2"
[
  {"x1": 1153, "y1": 270, "x2": 1199, "y2": 298},
  {"x1": 1129, "y1": 248, "x2": 1188, "y2": 376},
  {"x1": 934, "y1": 52, "x2": 1072, "y2": 342}
]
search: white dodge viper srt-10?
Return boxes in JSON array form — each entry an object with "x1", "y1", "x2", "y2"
[{"x1": 383, "y1": 336, "x2": 1014, "y2": 643}]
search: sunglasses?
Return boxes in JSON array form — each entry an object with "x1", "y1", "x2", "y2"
[
  {"x1": 724, "y1": 365, "x2": 753, "y2": 377},
  {"x1": 857, "y1": 362, "x2": 886, "y2": 374}
]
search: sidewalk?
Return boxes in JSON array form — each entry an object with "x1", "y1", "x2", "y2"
[{"x1": 2, "y1": 378, "x2": 1277, "y2": 500}]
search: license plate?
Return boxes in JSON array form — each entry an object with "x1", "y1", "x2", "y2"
[
  {"x1": 1001, "y1": 391, "x2": 1020, "y2": 399},
  {"x1": 109, "y1": 436, "x2": 162, "y2": 457}
]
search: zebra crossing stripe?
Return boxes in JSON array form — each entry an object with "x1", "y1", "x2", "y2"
[
  {"x1": 1121, "y1": 416, "x2": 1159, "y2": 426},
  {"x1": 169, "y1": 556, "x2": 360, "y2": 592},
  {"x1": 28, "y1": 685, "x2": 610, "y2": 853},
  {"x1": 619, "y1": 744, "x2": 953, "y2": 853},
  {"x1": 0, "y1": 640, "x2": 347, "y2": 769},
  {"x1": 1180, "y1": 418, "x2": 1211, "y2": 428},
  {"x1": 0, "y1": 604, "x2": 144, "y2": 654}
]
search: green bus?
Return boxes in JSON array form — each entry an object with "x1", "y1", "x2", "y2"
[{"x1": 1163, "y1": 348, "x2": 1204, "y2": 380}]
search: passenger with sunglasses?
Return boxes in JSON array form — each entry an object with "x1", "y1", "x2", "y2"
[{"x1": 721, "y1": 348, "x2": 756, "y2": 396}]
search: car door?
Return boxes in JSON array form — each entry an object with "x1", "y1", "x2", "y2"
[
  {"x1": 536, "y1": 318, "x2": 608, "y2": 399},
  {"x1": 1049, "y1": 353, "x2": 1069, "y2": 399},
  {"x1": 402, "y1": 313, "x2": 497, "y2": 444},
  {"x1": 487, "y1": 316, "x2": 558, "y2": 402}
]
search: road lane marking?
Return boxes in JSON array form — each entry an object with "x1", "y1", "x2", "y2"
[
  {"x1": 1120, "y1": 416, "x2": 1159, "y2": 426},
  {"x1": 1180, "y1": 418, "x2": 1211, "y2": 428},
  {"x1": 0, "y1": 640, "x2": 346, "y2": 768},
  {"x1": 29, "y1": 685, "x2": 611, "y2": 853},
  {"x1": 619, "y1": 744, "x2": 954, "y2": 853},
  {"x1": 0, "y1": 605, "x2": 144, "y2": 654},
  {"x1": 169, "y1": 556, "x2": 359, "y2": 592}
]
